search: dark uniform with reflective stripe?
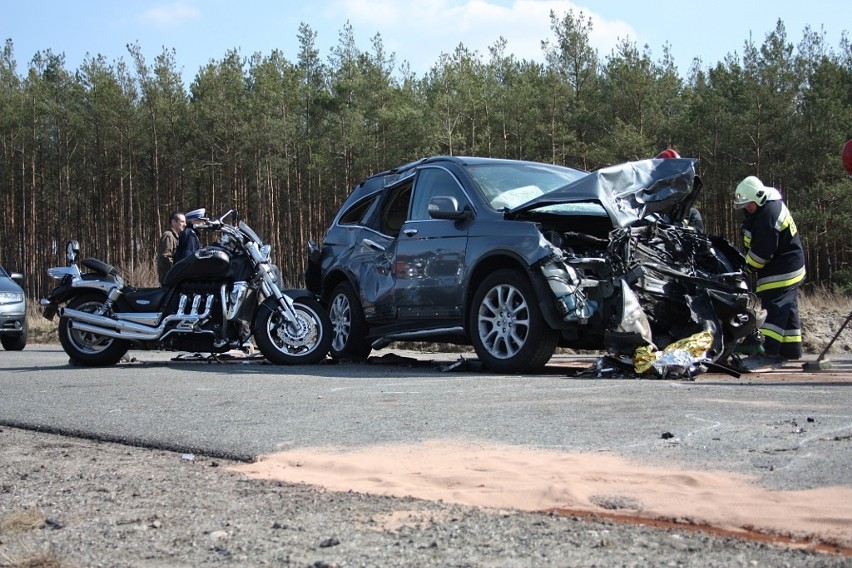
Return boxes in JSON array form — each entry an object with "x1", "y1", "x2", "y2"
[
  {"x1": 175, "y1": 226, "x2": 200, "y2": 262},
  {"x1": 741, "y1": 199, "x2": 805, "y2": 359}
]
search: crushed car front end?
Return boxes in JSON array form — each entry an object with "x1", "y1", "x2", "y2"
[{"x1": 503, "y1": 158, "x2": 760, "y2": 367}]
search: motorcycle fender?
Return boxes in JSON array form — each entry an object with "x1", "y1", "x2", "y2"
[
  {"x1": 252, "y1": 296, "x2": 284, "y2": 336},
  {"x1": 42, "y1": 278, "x2": 120, "y2": 321},
  {"x1": 251, "y1": 291, "x2": 316, "y2": 334},
  {"x1": 43, "y1": 278, "x2": 101, "y2": 320},
  {"x1": 279, "y1": 288, "x2": 317, "y2": 301},
  {"x1": 70, "y1": 278, "x2": 120, "y2": 296},
  {"x1": 46, "y1": 275, "x2": 76, "y2": 308}
]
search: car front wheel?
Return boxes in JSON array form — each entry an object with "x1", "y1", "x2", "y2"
[
  {"x1": 0, "y1": 319, "x2": 27, "y2": 351},
  {"x1": 469, "y1": 269, "x2": 558, "y2": 373}
]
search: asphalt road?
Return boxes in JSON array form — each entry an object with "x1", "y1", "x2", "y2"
[{"x1": 1, "y1": 345, "x2": 851, "y2": 493}]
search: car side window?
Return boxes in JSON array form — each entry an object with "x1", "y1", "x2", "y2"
[
  {"x1": 410, "y1": 168, "x2": 469, "y2": 221},
  {"x1": 339, "y1": 193, "x2": 379, "y2": 226},
  {"x1": 380, "y1": 181, "x2": 413, "y2": 237}
]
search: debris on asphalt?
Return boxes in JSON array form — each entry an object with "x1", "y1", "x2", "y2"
[
  {"x1": 367, "y1": 353, "x2": 421, "y2": 366},
  {"x1": 440, "y1": 356, "x2": 484, "y2": 373}
]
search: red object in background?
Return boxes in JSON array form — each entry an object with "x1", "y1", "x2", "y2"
[
  {"x1": 656, "y1": 148, "x2": 681, "y2": 159},
  {"x1": 843, "y1": 139, "x2": 852, "y2": 175}
]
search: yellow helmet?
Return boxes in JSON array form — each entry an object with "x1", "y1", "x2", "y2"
[{"x1": 733, "y1": 176, "x2": 768, "y2": 209}]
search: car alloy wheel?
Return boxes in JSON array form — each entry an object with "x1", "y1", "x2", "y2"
[
  {"x1": 328, "y1": 282, "x2": 371, "y2": 360},
  {"x1": 470, "y1": 269, "x2": 558, "y2": 373}
]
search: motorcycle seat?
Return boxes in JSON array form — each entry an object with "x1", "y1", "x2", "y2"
[{"x1": 82, "y1": 258, "x2": 119, "y2": 276}]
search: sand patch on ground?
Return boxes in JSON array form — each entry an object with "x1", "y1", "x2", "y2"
[{"x1": 231, "y1": 440, "x2": 852, "y2": 549}]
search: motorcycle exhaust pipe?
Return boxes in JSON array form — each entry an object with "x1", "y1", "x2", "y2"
[
  {"x1": 61, "y1": 301, "x2": 216, "y2": 341},
  {"x1": 69, "y1": 321, "x2": 160, "y2": 341},
  {"x1": 61, "y1": 308, "x2": 163, "y2": 336}
]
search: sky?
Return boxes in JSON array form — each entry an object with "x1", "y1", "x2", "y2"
[{"x1": 1, "y1": 0, "x2": 848, "y2": 85}]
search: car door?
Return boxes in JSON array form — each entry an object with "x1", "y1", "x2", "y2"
[
  {"x1": 393, "y1": 166, "x2": 472, "y2": 321},
  {"x1": 352, "y1": 182, "x2": 411, "y2": 322}
]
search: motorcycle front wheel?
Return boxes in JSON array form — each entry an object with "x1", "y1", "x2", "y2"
[
  {"x1": 254, "y1": 296, "x2": 332, "y2": 365},
  {"x1": 59, "y1": 293, "x2": 130, "y2": 366}
]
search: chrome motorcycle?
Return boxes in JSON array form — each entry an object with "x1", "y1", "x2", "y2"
[{"x1": 42, "y1": 210, "x2": 332, "y2": 366}]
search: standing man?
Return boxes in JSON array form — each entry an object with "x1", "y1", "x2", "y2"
[
  {"x1": 175, "y1": 208, "x2": 206, "y2": 262},
  {"x1": 157, "y1": 211, "x2": 185, "y2": 284},
  {"x1": 733, "y1": 176, "x2": 806, "y2": 370}
]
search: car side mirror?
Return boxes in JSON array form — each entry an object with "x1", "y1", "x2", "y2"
[
  {"x1": 428, "y1": 196, "x2": 473, "y2": 221},
  {"x1": 10, "y1": 272, "x2": 24, "y2": 285}
]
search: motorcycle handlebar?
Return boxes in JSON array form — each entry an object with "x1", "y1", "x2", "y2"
[{"x1": 196, "y1": 210, "x2": 239, "y2": 232}]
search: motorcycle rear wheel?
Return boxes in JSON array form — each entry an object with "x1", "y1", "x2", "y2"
[
  {"x1": 59, "y1": 293, "x2": 130, "y2": 366},
  {"x1": 254, "y1": 297, "x2": 332, "y2": 365}
]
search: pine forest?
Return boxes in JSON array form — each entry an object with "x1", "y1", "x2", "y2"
[{"x1": 1, "y1": 12, "x2": 851, "y2": 300}]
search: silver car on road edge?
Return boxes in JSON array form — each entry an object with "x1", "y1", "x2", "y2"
[{"x1": 0, "y1": 265, "x2": 27, "y2": 351}]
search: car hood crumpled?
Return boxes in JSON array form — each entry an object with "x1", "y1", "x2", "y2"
[{"x1": 508, "y1": 158, "x2": 699, "y2": 228}]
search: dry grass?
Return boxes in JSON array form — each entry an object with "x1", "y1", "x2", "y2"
[
  {"x1": 0, "y1": 549, "x2": 64, "y2": 568},
  {"x1": 0, "y1": 511, "x2": 66, "y2": 568},
  {"x1": 25, "y1": 300, "x2": 57, "y2": 345},
  {"x1": 0, "y1": 509, "x2": 46, "y2": 534},
  {"x1": 799, "y1": 285, "x2": 852, "y2": 311}
]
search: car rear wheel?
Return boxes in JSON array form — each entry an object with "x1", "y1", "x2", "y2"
[
  {"x1": 328, "y1": 281, "x2": 371, "y2": 361},
  {"x1": 470, "y1": 269, "x2": 558, "y2": 373}
]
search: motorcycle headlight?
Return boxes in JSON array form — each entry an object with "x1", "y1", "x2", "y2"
[{"x1": 0, "y1": 291, "x2": 23, "y2": 304}]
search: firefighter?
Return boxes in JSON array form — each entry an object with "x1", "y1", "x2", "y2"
[{"x1": 733, "y1": 175, "x2": 806, "y2": 370}]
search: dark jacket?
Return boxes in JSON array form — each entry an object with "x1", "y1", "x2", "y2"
[
  {"x1": 175, "y1": 226, "x2": 200, "y2": 262},
  {"x1": 741, "y1": 199, "x2": 805, "y2": 293}
]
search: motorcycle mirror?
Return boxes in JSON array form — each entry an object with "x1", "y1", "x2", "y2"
[{"x1": 65, "y1": 240, "x2": 80, "y2": 264}]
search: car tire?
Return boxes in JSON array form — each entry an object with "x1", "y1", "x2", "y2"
[
  {"x1": 469, "y1": 268, "x2": 558, "y2": 373},
  {"x1": 328, "y1": 281, "x2": 371, "y2": 361},
  {"x1": 0, "y1": 319, "x2": 27, "y2": 351}
]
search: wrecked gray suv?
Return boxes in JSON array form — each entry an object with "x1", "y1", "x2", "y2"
[{"x1": 306, "y1": 156, "x2": 760, "y2": 373}]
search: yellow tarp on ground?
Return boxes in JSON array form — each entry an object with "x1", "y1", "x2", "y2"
[{"x1": 633, "y1": 330, "x2": 714, "y2": 375}]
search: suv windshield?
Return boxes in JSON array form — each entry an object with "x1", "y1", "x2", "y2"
[{"x1": 464, "y1": 162, "x2": 586, "y2": 210}]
